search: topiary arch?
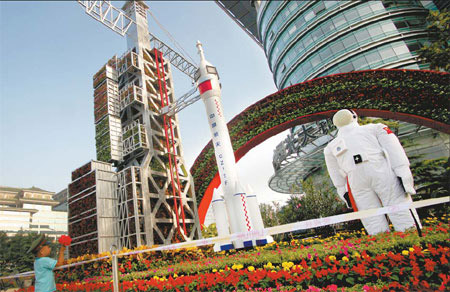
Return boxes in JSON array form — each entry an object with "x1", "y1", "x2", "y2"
[{"x1": 189, "y1": 69, "x2": 450, "y2": 225}]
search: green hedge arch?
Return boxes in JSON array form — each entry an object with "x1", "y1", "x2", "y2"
[{"x1": 190, "y1": 69, "x2": 450, "y2": 224}]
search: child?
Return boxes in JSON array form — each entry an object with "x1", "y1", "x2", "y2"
[{"x1": 27, "y1": 234, "x2": 66, "y2": 292}]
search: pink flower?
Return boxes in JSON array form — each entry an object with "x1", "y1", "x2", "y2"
[{"x1": 327, "y1": 284, "x2": 338, "y2": 292}]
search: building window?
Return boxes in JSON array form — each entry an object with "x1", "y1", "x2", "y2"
[
  {"x1": 406, "y1": 42, "x2": 421, "y2": 52},
  {"x1": 354, "y1": 28, "x2": 371, "y2": 43},
  {"x1": 381, "y1": 21, "x2": 396, "y2": 32},
  {"x1": 310, "y1": 55, "x2": 321, "y2": 68},
  {"x1": 365, "y1": 50, "x2": 382, "y2": 65},
  {"x1": 330, "y1": 41, "x2": 345, "y2": 55},
  {"x1": 304, "y1": 10, "x2": 315, "y2": 22},
  {"x1": 333, "y1": 14, "x2": 346, "y2": 28},
  {"x1": 393, "y1": 44, "x2": 410, "y2": 56},
  {"x1": 342, "y1": 34, "x2": 357, "y2": 49},
  {"x1": 340, "y1": 62, "x2": 355, "y2": 73},
  {"x1": 352, "y1": 56, "x2": 367, "y2": 70},
  {"x1": 394, "y1": 20, "x2": 408, "y2": 29},
  {"x1": 313, "y1": 2, "x2": 326, "y2": 15},
  {"x1": 368, "y1": 25, "x2": 383, "y2": 38},
  {"x1": 344, "y1": 9, "x2": 359, "y2": 23}
]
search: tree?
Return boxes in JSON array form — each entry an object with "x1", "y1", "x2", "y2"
[
  {"x1": 410, "y1": 157, "x2": 450, "y2": 217},
  {"x1": 419, "y1": 9, "x2": 450, "y2": 71},
  {"x1": 259, "y1": 202, "x2": 281, "y2": 227},
  {"x1": 278, "y1": 178, "x2": 347, "y2": 225},
  {"x1": 0, "y1": 232, "x2": 59, "y2": 277}
]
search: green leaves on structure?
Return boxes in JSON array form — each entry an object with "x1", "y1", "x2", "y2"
[{"x1": 95, "y1": 116, "x2": 112, "y2": 162}]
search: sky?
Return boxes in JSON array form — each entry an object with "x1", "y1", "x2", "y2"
[{"x1": 0, "y1": 1, "x2": 292, "y2": 208}]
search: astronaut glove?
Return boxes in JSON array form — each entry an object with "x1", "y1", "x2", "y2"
[
  {"x1": 398, "y1": 176, "x2": 416, "y2": 195},
  {"x1": 394, "y1": 165, "x2": 416, "y2": 195},
  {"x1": 343, "y1": 192, "x2": 352, "y2": 209}
]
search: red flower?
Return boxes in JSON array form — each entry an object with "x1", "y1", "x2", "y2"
[
  {"x1": 58, "y1": 235, "x2": 72, "y2": 246},
  {"x1": 440, "y1": 254, "x2": 448, "y2": 265},
  {"x1": 424, "y1": 258, "x2": 436, "y2": 272}
]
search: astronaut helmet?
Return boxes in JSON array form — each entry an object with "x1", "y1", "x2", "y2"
[{"x1": 332, "y1": 109, "x2": 358, "y2": 129}]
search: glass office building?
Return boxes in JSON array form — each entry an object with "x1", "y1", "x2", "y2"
[
  {"x1": 216, "y1": 0, "x2": 448, "y2": 193},
  {"x1": 257, "y1": 0, "x2": 434, "y2": 89}
]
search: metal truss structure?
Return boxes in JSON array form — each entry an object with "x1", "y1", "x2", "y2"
[
  {"x1": 78, "y1": 0, "x2": 198, "y2": 80},
  {"x1": 78, "y1": 1, "x2": 134, "y2": 36},
  {"x1": 160, "y1": 86, "x2": 200, "y2": 116},
  {"x1": 149, "y1": 33, "x2": 198, "y2": 80}
]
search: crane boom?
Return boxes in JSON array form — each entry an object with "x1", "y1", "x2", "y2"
[
  {"x1": 160, "y1": 87, "x2": 200, "y2": 116},
  {"x1": 77, "y1": 0, "x2": 198, "y2": 80},
  {"x1": 78, "y1": 1, "x2": 133, "y2": 36},
  {"x1": 149, "y1": 33, "x2": 198, "y2": 80}
]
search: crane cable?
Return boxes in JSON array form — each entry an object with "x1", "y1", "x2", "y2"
[{"x1": 146, "y1": 8, "x2": 196, "y2": 65}]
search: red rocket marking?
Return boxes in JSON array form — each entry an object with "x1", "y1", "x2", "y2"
[
  {"x1": 240, "y1": 194, "x2": 252, "y2": 231},
  {"x1": 215, "y1": 99, "x2": 223, "y2": 117},
  {"x1": 199, "y1": 80, "x2": 212, "y2": 94},
  {"x1": 383, "y1": 126, "x2": 393, "y2": 134}
]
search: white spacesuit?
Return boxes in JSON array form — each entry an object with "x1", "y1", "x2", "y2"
[{"x1": 324, "y1": 109, "x2": 420, "y2": 235}]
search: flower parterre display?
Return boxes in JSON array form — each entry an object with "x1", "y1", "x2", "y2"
[
  {"x1": 15, "y1": 217, "x2": 449, "y2": 291},
  {"x1": 190, "y1": 69, "x2": 450, "y2": 205},
  {"x1": 68, "y1": 164, "x2": 100, "y2": 257}
]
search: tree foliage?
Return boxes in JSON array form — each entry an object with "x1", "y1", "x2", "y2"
[
  {"x1": 419, "y1": 9, "x2": 450, "y2": 71},
  {"x1": 410, "y1": 156, "x2": 450, "y2": 217},
  {"x1": 277, "y1": 178, "x2": 347, "y2": 225},
  {"x1": 0, "y1": 232, "x2": 59, "y2": 277},
  {"x1": 259, "y1": 202, "x2": 282, "y2": 228}
]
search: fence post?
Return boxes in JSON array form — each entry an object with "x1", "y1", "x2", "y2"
[{"x1": 110, "y1": 244, "x2": 120, "y2": 292}]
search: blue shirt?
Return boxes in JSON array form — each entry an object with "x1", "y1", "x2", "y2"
[{"x1": 34, "y1": 257, "x2": 57, "y2": 292}]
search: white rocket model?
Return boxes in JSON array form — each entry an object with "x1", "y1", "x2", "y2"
[{"x1": 196, "y1": 41, "x2": 271, "y2": 250}]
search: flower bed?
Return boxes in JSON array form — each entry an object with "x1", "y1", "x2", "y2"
[
  {"x1": 14, "y1": 216, "x2": 449, "y2": 291},
  {"x1": 190, "y1": 69, "x2": 450, "y2": 205}
]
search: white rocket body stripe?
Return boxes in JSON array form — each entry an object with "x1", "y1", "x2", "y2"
[
  {"x1": 196, "y1": 41, "x2": 270, "y2": 249},
  {"x1": 245, "y1": 185, "x2": 273, "y2": 244},
  {"x1": 211, "y1": 188, "x2": 233, "y2": 251}
]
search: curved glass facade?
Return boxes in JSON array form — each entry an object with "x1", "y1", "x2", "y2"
[{"x1": 257, "y1": 0, "x2": 432, "y2": 89}]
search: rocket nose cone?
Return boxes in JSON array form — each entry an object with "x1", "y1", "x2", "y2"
[{"x1": 196, "y1": 41, "x2": 206, "y2": 62}]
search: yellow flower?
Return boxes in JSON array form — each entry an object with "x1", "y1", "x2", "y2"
[
  {"x1": 264, "y1": 262, "x2": 274, "y2": 269},
  {"x1": 282, "y1": 262, "x2": 294, "y2": 269},
  {"x1": 353, "y1": 252, "x2": 360, "y2": 258},
  {"x1": 409, "y1": 247, "x2": 415, "y2": 252},
  {"x1": 232, "y1": 264, "x2": 243, "y2": 270},
  {"x1": 329, "y1": 255, "x2": 336, "y2": 261},
  {"x1": 248, "y1": 266, "x2": 255, "y2": 272},
  {"x1": 342, "y1": 256, "x2": 349, "y2": 262},
  {"x1": 402, "y1": 250, "x2": 409, "y2": 256}
]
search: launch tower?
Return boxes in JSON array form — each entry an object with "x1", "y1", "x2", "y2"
[{"x1": 69, "y1": 1, "x2": 201, "y2": 255}]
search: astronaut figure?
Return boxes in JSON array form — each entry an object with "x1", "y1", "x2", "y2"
[{"x1": 324, "y1": 109, "x2": 420, "y2": 235}]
